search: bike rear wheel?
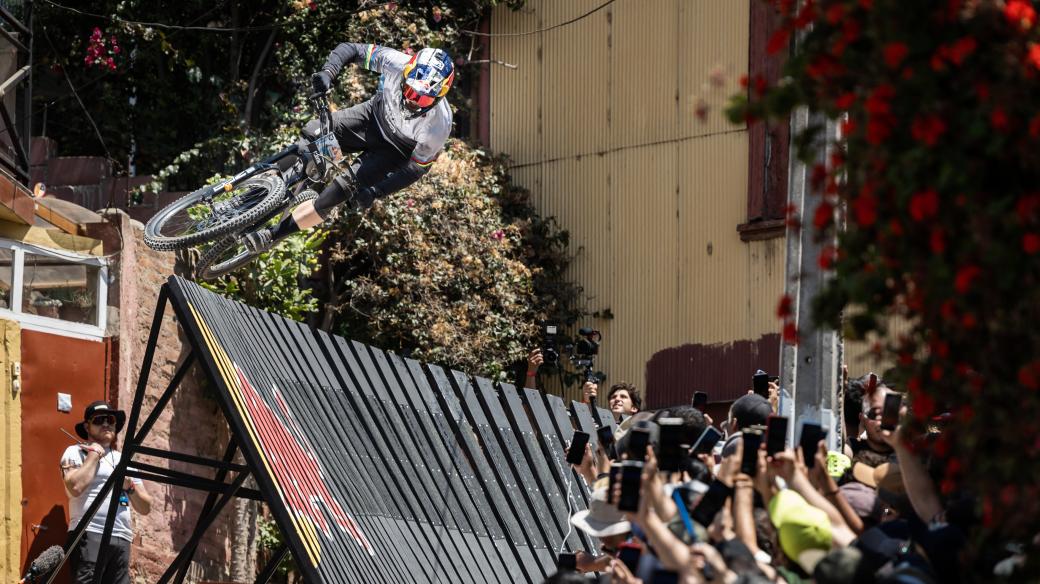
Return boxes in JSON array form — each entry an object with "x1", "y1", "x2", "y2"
[
  {"x1": 193, "y1": 188, "x2": 319, "y2": 280},
  {"x1": 144, "y1": 173, "x2": 286, "y2": 251}
]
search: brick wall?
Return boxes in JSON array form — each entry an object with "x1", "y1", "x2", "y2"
[{"x1": 85, "y1": 212, "x2": 252, "y2": 583}]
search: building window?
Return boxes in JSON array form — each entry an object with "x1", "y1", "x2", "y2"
[
  {"x1": 738, "y1": 0, "x2": 790, "y2": 242},
  {"x1": 0, "y1": 240, "x2": 108, "y2": 338}
]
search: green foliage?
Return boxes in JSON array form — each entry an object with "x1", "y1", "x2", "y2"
[
  {"x1": 257, "y1": 514, "x2": 296, "y2": 579},
  {"x1": 200, "y1": 229, "x2": 327, "y2": 321},
  {"x1": 728, "y1": 0, "x2": 1040, "y2": 574},
  {"x1": 33, "y1": 0, "x2": 521, "y2": 187},
  {"x1": 327, "y1": 140, "x2": 582, "y2": 380}
]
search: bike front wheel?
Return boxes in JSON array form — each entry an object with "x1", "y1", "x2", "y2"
[{"x1": 144, "y1": 173, "x2": 286, "y2": 251}]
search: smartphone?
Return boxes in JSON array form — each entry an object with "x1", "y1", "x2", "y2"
[
  {"x1": 752, "y1": 370, "x2": 770, "y2": 397},
  {"x1": 617, "y1": 541, "x2": 642, "y2": 574},
  {"x1": 798, "y1": 422, "x2": 827, "y2": 469},
  {"x1": 693, "y1": 391, "x2": 709, "y2": 409},
  {"x1": 627, "y1": 426, "x2": 651, "y2": 462},
  {"x1": 557, "y1": 552, "x2": 576, "y2": 571},
  {"x1": 765, "y1": 415, "x2": 788, "y2": 456},
  {"x1": 607, "y1": 462, "x2": 622, "y2": 504},
  {"x1": 881, "y1": 393, "x2": 902, "y2": 431},
  {"x1": 651, "y1": 569, "x2": 680, "y2": 584},
  {"x1": 740, "y1": 430, "x2": 763, "y2": 476},
  {"x1": 656, "y1": 417, "x2": 685, "y2": 472},
  {"x1": 565, "y1": 431, "x2": 590, "y2": 465},
  {"x1": 617, "y1": 460, "x2": 643, "y2": 512},
  {"x1": 597, "y1": 425, "x2": 617, "y2": 460},
  {"x1": 692, "y1": 426, "x2": 724, "y2": 455},
  {"x1": 691, "y1": 479, "x2": 732, "y2": 527}
]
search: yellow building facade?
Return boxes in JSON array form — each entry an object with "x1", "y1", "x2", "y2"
[{"x1": 489, "y1": 0, "x2": 787, "y2": 406}]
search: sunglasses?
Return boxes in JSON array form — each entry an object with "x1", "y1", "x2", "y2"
[
  {"x1": 403, "y1": 81, "x2": 436, "y2": 109},
  {"x1": 864, "y1": 407, "x2": 882, "y2": 421},
  {"x1": 90, "y1": 414, "x2": 117, "y2": 426}
]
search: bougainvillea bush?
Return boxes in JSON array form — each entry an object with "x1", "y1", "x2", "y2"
[
  {"x1": 728, "y1": 0, "x2": 1040, "y2": 572},
  {"x1": 326, "y1": 141, "x2": 581, "y2": 380}
]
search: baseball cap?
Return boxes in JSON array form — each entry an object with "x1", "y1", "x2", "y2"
[
  {"x1": 730, "y1": 393, "x2": 772, "y2": 430},
  {"x1": 769, "y1": 489, "x2": 833, "y2": 573}
]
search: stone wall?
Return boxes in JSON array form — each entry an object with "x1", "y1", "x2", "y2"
[{"x1": 85, "y1": 212, "x2": 254, "y2": 583}]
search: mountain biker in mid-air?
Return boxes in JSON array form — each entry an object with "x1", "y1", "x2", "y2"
[{"x1": 242, "y1": 42, "x2": 455, "y2": 253}]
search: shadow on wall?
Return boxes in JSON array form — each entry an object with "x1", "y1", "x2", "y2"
[
  {"x1": 165, "y1": 354, "x2": 240, "y2": 579},
  {"x1": 645, "y1": 333, "x2": 781, "y2": 409},
  {"x1": 22, "y1": 504, "x2": 71, "y2": 584}
]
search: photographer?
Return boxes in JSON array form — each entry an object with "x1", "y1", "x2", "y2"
[{"x1": 583, "y1": 381, "x2": 641, "y2": 424}]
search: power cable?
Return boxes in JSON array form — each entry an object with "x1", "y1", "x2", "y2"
[
  {"x1": 38, "y1": 0, "x2": 292, "y2": 33},
  {"x1": 460, "y1": 0, "x2": 616, "y2": 37}
]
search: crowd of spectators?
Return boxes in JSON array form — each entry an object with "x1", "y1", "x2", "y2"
[{"x1": 526, "y1": 355, "x2": 1016, "y2": 583}]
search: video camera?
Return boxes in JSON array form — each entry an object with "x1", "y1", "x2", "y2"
[
  {"x1": 564, "y1": 328, "x2": 606, "y2": 384},
  {"x1": 540, "y1": 324, "x2": 607, "y2": 385}
]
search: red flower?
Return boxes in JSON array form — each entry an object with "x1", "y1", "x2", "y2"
[
  {"x1": 883, "y1": 42, "x2": 909, "y2": 69},
  {"x1": 1024, "y1": 233, "x2": 1040, "y2": 253},
  {"x1": 1028, "y1": 43, "x2": 1040, "y2": 73},
  {"x1": 961, "y1": 313, "x2": 977, "y2": 329},
  {"x1": 954, "y1": 265, "x2": 982, "y2": 294},
  {"x1": 1030, "y1": 113, "x2": 1040, "y2": 137},
  {"x1": 909, "y1": 189, "x2": 940, "y2": 221},
  {"x1": 739, "y1": 74, "x2": 749, "y2": 88},
  {"x1": 912, "y1": 387, "x2": 935, "y2": 419},
  {"x1": 853, "y1": 192, "x2": 878, "y2": 226},
  {"x1": 1006, "y1": 0, "x2": 1036, "y2": 30},
  {"x1": 818, "y1": 246, "x2": 838, "y2": 269},
  {"x1": 889, "y1": 218, "x2": 904, "y2": 236},
  {"x1": 947, "y1": 37, "x2": 977, "y2": 65},
  {"x1": 930, "y1": 364, "x2": 943, "y2": 381},
  {"x1": 990, "y1": 108, "x2": 1010, "y2": 131},
  {"x1": 867, "y1": 116, "x2": 893, "y2": 144},
  {"x1": 834, "y1": 92, "x2": 856, "y2": 109},
  {"x1": 814, "y1": 200, "x2": 835, "y2": 229},
  {"x1": 911, "y1": 114, "x2": 946, "y2": 146},
  {"x1": 825, "y1": 4, "x2": 844, "y2": 24},
  {"x1": 865, "y1": 84, "x2": 895, "y2": 115},
  {"x1": 793, "y1": 0, "x2": 817, "y2": 28},
  {"x1": 930, "y1": 228, "x2": 946, "y2": 253},
  {"x1": 840, "y1": 118, "x2": 857, "y2": 136},
  {"x1": 767, "y1": 28, "x2": 791, "y2": 55},
  {"x1": 776, "y1": 295, "x2": 793, "y2": 318},
  {"x1": 782, "y1": 321, "x2": 800, "y2": 345}
]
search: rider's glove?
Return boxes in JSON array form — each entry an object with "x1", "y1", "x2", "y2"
[{"x1": 311, "y1": 70, "x2": 334, "y2": 95}]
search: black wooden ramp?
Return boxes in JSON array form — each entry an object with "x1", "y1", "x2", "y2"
[{"x1": 166, "y1": 276, "x2": 593, "y2": 583}]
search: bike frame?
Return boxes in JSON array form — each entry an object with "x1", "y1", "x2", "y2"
[{"x1": 201, "y1": 94, "x2": 356, "y2": 207}]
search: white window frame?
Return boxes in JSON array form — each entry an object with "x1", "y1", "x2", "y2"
[{"x1": 0, "y1": 239, "x2": 108, "y2": 341}]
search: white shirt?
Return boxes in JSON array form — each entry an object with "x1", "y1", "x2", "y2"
[{"x1": 61, "y1": 445, "x2": 141, "y2": 542}]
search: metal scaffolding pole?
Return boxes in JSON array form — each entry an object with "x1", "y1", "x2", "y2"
[{"x1": 778, "y1": 106, "x2": 842, "y2": 450}]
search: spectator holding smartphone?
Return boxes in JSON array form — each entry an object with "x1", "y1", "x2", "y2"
[{"x1": 584, "y1": 381, "x2": 642, "y2": 424}]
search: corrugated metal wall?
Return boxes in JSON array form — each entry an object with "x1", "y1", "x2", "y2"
[{"x1": 491, "y1": 1, "x2": 785, "y2": 406}]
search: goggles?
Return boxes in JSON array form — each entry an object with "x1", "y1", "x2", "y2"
[{"x1": 403, "y1": 80, "x2": 437, "y2": 109}]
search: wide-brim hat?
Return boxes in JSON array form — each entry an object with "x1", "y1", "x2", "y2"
[
  {"x1": 75, "y1": 400, "x2": 126, "y2": 439},
  {"x1": 570, "y1": 488, "x2": 631, "y2": 538}
]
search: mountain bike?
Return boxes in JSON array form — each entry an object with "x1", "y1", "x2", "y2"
[{"x1": 143, "y1": 94, "x2": 354, "y2": 280}]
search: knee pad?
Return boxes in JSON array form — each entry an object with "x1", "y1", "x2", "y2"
[{"x1": 313, "y1": 176, "x2": 356, "y2": 220}]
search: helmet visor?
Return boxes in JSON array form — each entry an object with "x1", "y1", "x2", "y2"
[{"x1": 403, "y1": 80, "x2": 437, "y2": 110}]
